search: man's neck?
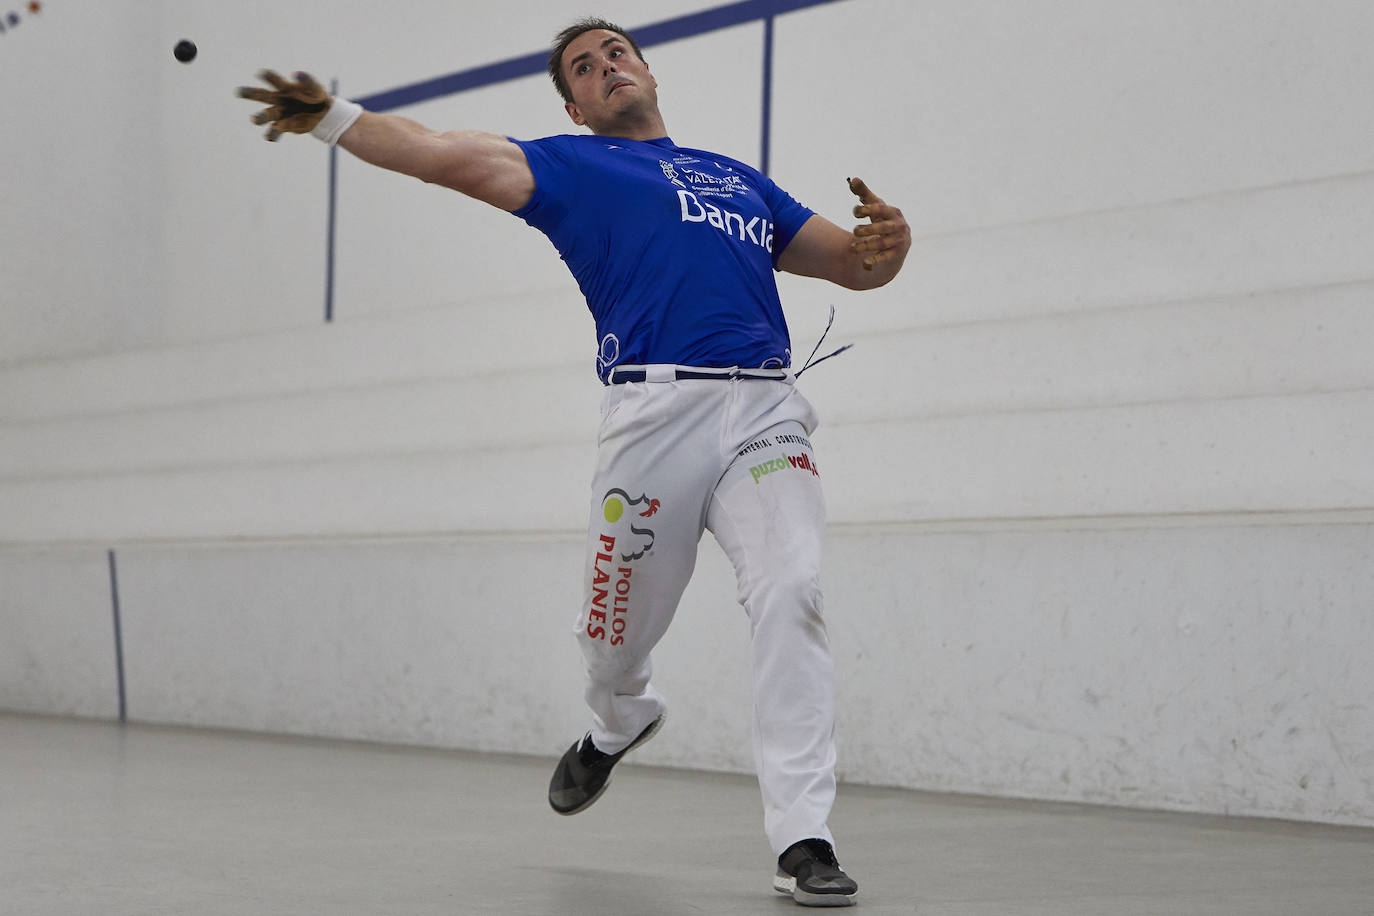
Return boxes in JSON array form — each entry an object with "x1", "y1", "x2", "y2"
[
  {"x1": 596, "y1": 121, "x2": 670, "y2": 143},
  {"x1": 592, "y1": 109, "x2": 668, "y2": 143}
]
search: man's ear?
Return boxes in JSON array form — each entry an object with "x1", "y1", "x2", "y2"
[{"x1": 565, "y1": 101, "x2": 585, "y2": 126}]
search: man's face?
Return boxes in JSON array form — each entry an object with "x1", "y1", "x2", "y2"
[{"x1": 561, "y1": 29, "x2": 658, "y2": 131}]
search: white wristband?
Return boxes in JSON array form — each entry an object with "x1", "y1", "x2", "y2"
[{"x1": 311, "y1": 98, "x2": 364, "y2": 146}]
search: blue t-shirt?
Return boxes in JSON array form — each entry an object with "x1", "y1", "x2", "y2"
[{"x1": 510, "y1": 135, "x2": 814, "y2": 382}]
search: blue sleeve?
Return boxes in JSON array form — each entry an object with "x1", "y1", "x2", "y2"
[
  {"x1": 510, "y1": 136, "x2": 581, "y2": 233},
  {"x1": 760, "y1": 177, "x2": 815, "y2": 268}
]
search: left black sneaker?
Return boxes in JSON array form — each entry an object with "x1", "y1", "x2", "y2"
[
  {"x1": 548, "y1": 714, "x2": 664, "y2": 815},
  {"x1": 773, "y1": 838, "x2": 859, "y2": 907}
]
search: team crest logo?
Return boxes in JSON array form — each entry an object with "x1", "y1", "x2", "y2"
[
  {"x1": 601, "y1": 489, "x2": 660, "y2": 561},
  {"x1": 659, "y1": 160, "x2": 686, "y2": 188}
]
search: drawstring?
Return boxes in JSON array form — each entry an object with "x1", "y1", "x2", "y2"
[{"x1": 795, "y1": 305, "x2": 853, "y2": 377}]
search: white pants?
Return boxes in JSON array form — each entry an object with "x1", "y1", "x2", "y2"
[{"x1": 573, "y1": 375, "x2": 837, "y2": 856}]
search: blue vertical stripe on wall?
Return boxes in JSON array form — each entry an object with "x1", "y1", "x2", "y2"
[
  {"x1": 761, "y1": 15, "x2": 775, "y2": 176},
  {"x1": 108, "y1": 549, "x2": 127, "y2": 723},
  {"x1": 326, "y1": 78, "x2": 340, "y2": 323}
]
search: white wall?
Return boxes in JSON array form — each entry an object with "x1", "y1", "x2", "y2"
[{"x1": 2, "y1": 0, "x2": 1372, "y2": 828}]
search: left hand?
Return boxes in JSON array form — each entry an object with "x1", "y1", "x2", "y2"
[{"x1": 847, "y1": 177, "x2": 911, "y2": 271}]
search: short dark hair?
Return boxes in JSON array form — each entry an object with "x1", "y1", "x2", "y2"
[{"x1": 547, "y1": 17, "x2": 646, "y2": 104}]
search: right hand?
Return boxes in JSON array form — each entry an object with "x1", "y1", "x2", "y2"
[{"x1": 236, "y1": 70, "x2": 331, "y2": 141}]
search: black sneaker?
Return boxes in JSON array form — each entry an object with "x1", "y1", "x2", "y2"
[
  {"x1": 773, "y1": 838, "x2": 858, "y2": 907},
  {"x1": 548, "y1": 714, "x2": 664, "y2": 815}
]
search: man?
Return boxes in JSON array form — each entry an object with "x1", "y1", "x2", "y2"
[{"x1": 239, "y1": 16, "x2": 909, "y2": 907}]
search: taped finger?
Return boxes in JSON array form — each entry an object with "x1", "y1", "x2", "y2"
[
  {"x1": 274, "y1": 112, "x2": 323, "y2": 134},
  {"x1": 237, "y1": 87, "x2": 277, "y2": 103},
  {"x1": 849, "y1": 177, "x2": 881, "y2": 204},
  {"x1": 258, "y1": 69, "x2": 290, "y2": 90},
  {"x1": 862, "y1": 249, "x2": 900, "y2": 270},
  {"x1": 853, "y1": 234, "x2": 897, "y2": 253}
]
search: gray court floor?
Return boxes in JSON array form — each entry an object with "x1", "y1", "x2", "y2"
[{"x1": 3, "y1": 713, "x2": 1371, "y2": 915}]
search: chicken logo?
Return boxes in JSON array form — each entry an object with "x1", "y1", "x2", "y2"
[{"x1": 601, "y1": 489, "x2": 660, "y2": 561}]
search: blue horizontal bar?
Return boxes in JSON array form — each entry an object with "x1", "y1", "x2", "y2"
[{"x1": 357, "y1": 0, "x2": 847, "y2": 111}]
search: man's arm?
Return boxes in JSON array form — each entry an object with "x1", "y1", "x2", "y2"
[
  {"x1": 237, "y1": 70, "x2": 534, "y2": 212},
  {"x1": 337, "y1": 112, "x2": 534, "y2": 212},
  {"x1": 776, "y1": 178, "x2": 911, "y2": 291}
]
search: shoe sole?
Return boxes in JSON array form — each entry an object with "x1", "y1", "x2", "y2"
[
  {"x1": 621, "y1": 712, "x2": 665, "y2": 756},
  {"x1": 551, "y1": 714, "x2": 665, "y2": 817},
  {"x1": 552, "y1": 778, "x2": 612, "y2": 816},
  {"x1": 773, "y1": 874, "x2": 858, "y2": 907}
]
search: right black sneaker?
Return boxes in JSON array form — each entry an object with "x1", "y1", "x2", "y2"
[
  {"x1": 547, "y1": 714, "x2": 664, "y2": 815},
  {"x1": 773, "y1": 838, "x2": 859, "y2": 907}
]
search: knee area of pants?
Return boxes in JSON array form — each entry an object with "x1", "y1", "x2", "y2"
[
  {"x1": 582, "y1": 650, "x2": 648, "y2": 681},
  {"x1": 749, "y1": 574, "x2": 824, "y2": 621}
]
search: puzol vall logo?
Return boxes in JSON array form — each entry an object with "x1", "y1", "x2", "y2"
[
  {"x1": 601, "y1": 488, "x2": 659, "y2": 561},
  {"x1": 748, "y1": 452, "x2": 820, "y2": 484}
]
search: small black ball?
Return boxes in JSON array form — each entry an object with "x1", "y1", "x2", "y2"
[{"x1": 173, "y1": 39, "x2": 197, "y2": 63}]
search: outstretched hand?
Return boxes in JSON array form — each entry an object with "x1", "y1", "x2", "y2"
[
  {"x1": 847, "y1": 177, "x2": 910, "y2": 271},
  {"x1": 236, "y1": 70, "x2": 331, "y2": 141}
]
